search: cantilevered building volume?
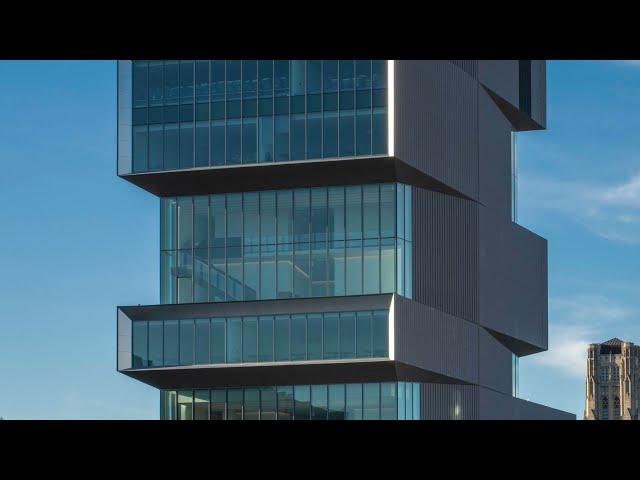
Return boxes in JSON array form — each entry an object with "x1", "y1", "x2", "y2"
[{"x1": 116, "y1": 60, "x2": 574, "y2": 420}]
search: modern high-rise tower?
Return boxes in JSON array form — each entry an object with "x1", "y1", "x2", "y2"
[
  {"x1": 116, "y1": 60, "x2": 574, "y2": 420},
  {"x1": 585, "y1": 338, "x2": 640, "y2": 420}
]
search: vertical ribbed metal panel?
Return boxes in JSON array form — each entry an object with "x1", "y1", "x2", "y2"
[
  {"x1": 449, "y1": 60, "x2": 478, "y2": 78},
  {"x1": 413, "y1": 187, "x2": 479, "y2": 323},
  {"x1": 477, "y1": 60, "x2": 520, "y2": 109},
  {"x1": 478, "y1": 87, "x2": 512, "y2": 219},
  {"x1": 394, "y1": 60, "x2": 479, "y2": 200},
  {"x1": 530, "y1": 60, "x2": 547, "y2": 128},
  {"x1": 478, "y1": 328, "x2": 512, "y2": 395},
  {"x1": 394, "y1": 295, "x2": 478, "y2": 384},
  {"x1": 479, "y1": 207, "x2": 548, "y2": 351},
  {"x1": 478, "y1": 387, "x2": 575, "y2": 420},
  {"x1": 421, "y1": 384, "x2": 479, "y2": 420}
]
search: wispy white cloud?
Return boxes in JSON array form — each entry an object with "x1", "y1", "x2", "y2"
[
  {"x1": 530, "y1": 294, "x2": 636, "y2": 379},
  {"x1": 519, "y1": 173, "x2": 640, "y2": 244}
]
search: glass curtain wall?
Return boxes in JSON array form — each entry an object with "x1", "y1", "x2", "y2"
[
  {"x1": 160, "y1": 183, "x2": 412, "y2": 304},
  {"x1": 130, "y1": 60, "x2": 388, "y2": 173},
  {"x1": 131, "y1": 309, "x2": 389, "y2": 369},
  {"x1": 160, "y1": 382, "x2": 420, "y2": 420}
]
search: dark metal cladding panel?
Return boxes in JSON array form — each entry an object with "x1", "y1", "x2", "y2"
[
  {"x1": 394, "y1": 295, "x2": 478, "y2": 384},
  {"x1": 394, "y1": 60, "x2": 479, "y2": 200},
  {"x1": 479, "y1": 208, "x2": 548, "y2": 351},
  {"x1": 413, "y1": 187, "x2": 479, "y2": 323},
  {"x1": 449, "y1": 60, "x2": 478, "y2": 78},
  {"x1": 477, "y1": 60, "x2": 519, "y2": 109},
  {"x1": 478, "y1": 387, "x2": 575, "y2": 420},
  {"x1": 530, "y1": 60, "x2": 547, "y2": 128},
  {"x1": 478, "y1": 87, "x2": 512, "y2": 219},
  {"x1": 478, "y1": 328, "x2": 512, "y2": 395},
  {"x1": 421, "y1": 384, "x2": 479, "y2": 420}
]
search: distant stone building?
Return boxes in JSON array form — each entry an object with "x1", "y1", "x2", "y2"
[{"x1": 585, "y1": 338, "x2": 640, "y2": 420}]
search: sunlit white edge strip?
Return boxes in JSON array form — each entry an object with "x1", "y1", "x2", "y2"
[
  {"x1": 387, "y1": 59, "x2": 395, "y2": 157},
  {"x1": 388, "y1": 294, "x2": 395, "y2": 360}
]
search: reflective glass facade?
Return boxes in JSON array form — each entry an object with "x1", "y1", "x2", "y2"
[
  {"x1": 160, "y1": 183, "x2": 412, "y2": 304},
  {"x1": 161, "y1": 382, "x2": 420, "y2": 420},
  {"x1": 131, "y1": 309, "x2": 389, "y2": 369},
  {"x1": 130, "y1": 60, "x2": 388, "y2": 173}
]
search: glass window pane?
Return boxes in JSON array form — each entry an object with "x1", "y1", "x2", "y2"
[
  {"x1": 307, "y1": 112, "x2": 322, "y2": 159},
  {"x1": 405, "y1": 240, "x2": 412, "y2": 299},
  {"x1": 226, "y1": 118, "x2": 241, "y2": 165},
  {"x1": 211, "y1": 119, "x2": 225, "y2": 165},
  {"x1": 194, "y1": 390, "x2": 209, "y2": 420},
  {"x1": 194, "y1": 197, "x2": 209, "y2": 252},
  {"x1": 396, "y1": 239, "x2": 404, "y2": 296},
  {"x1": 161, "y1": 390, "x2": 176, "y2": 420},
  {"x1": 242, "y1": 316, "x2": 258, "y2": 363},
  {"x1": 294, "y1": 189, "x2": 310, "y2": 243},
  {"x1": 195, "y1": 319, "x2": 209, "y2": 365},
  {"x1": 311, "y1": 384, "x2": 328, "y2": 420},
  {"x1": 372, "y1": 60, "x2": 387, "y2": 89},
  {"x1": 323, "y1": 60, "x2": 338, "y2": 92},
  {"x1": 372, "y1": 108, "x2": 388, "y2": 154},
  {"x1": 179, "y1": 61, "x2": 194, "y2": 103},
  {"x1": 328, "y1": 187, "x2": 345, "y2": 241},
  {"x1": 363, "y1": 239, "x2": 380, "y2": 295},
  {"x1": 277, "y1": 386, "x2": 294, "y2": 420},
  {"x1": 260, "y1": 244, "x2": 276, "y2": 300},
  {"x1": 404, "y1": 185, "x2": 412, "y2": 241},
  {"x1": 380, "y1": 238, "x2": 395, "y2": 293},
  {"x1": 339, "y1": 312, "x2": 356, "y2": 359},
  {"x1": 195, "y1": 60, "x2": 209, "y2": 104},
  {"x1": 244, "y1": 388, "x2": 260, "y2": 420},
  {"x1": 258, "y1": 60, "x2": 273, "y2": 97},
  {"x1": 164, "y1": 320, "x2": 179, "y2": 366},
  {"x1": 244, "y1": 245, "x2": 259, "y2": 301},
  {"x1": 258, "y1": 316, "x2": 274, "y2": 362},
  {"x1": 160, "y1": 250, "x2": 176, "y2": 304},
  {"x1": 227, "y1": 389, "x2": 243, "y2": 420},
  {"x1": 311, "y1": 242, "x2": 327, "y2": 298},
  {"x1": 323, "y1": 313, "x2": 339, "y2": 360},
  {"x1": 345, "y1": 384, "x2": 363, "y2": 420},
  {"x1": 356, "y1": 108, "x2": 372, "y2": 156},
  {"x1": 179, "y1": 122, "x2": 194, "y2": 169},
  {"x1": 164, "y1": 61, "x2": 179, "y2": 105},
  {"x1": 211, "y1": 246, "x2": 226, "y2": 302},
  {"x1": 345, "y1": 185, "x2": 362, "y2": 240},
  {"x1": 164, "y1": 123, "x2": 179, "y2": 169},
  {"x1": 149, "y1": 124, "x2": 164, "y2": 171},
  {"x1": 161, "y1": 197, "x2": 177, "y2": 251},
  {"x1": 413, "y1": 383, "x2": 420, "y2": 420},
  {"x1": 328, "y1": 384, "x2": 346, "y2": 420},
  {"x1": 323, "y1": 111, "x2": 338, "y2": 158},
  {"x1": 194, "y1": 255, "x2": 209, "y2": 303},
  {"x1": 373, "y1": 310, "x2": 389, "y2": 357},
  {"x1": 226, "y1": 193, "x2": 242, "y2": 246},
  {"x1": 148, "y1": 61, "x2": 163, "y2": 106},
  {"x1": 195, "y1": 120, "x2": 209, "y2": 167},
  {"x1": 294, "y1": 385, "x2": 311, "y2": 420},
  {"x1": 211, "y1": 317, "x2": 226, "y2": 363},
  {"x1": 226, "y1": 60, "x2": 241, "y2": 100},
  {"x1": 209, "y1": 194, "x2": 225, "y2": 247},
  {"x1": 291, "y1": 314, "x2": 306, "y2": 361},
  {"x1": 258, "y1": 116, "x2": 274, "y2": 163},
  {"x1": 210, "y1": 389, "x2": 226, "y2": 420},
  {"x1": 363, "y1": 383, "x2": 380, "y2": 420},
  {"x1": 381, "y1": 382, "x2": 397, "y2": 420},
  {"x1": 260, "y1": 386, "x2": 277, "y2": 420},
  {"x1": 274, "y1": 315, "x2": 290, "y2": 361},
  {"x1": 132, "y1": 321, "x2": 148, "y2": 368},
  {"x1": 356, "y1": 311, "x2": 372, "y2": 358},
  {"x1": 227, "y1": 317, "x2": 242, "y2": 363},
  {"x1": 132, "y1": 125, "x2": 148, "y2": 173},
  {"x1": 274, "y1": 60, "x2": 290, "y2": 97},
  {"x1": 311, "y1": 188, "x2": 328, "y2": 242},
  {"x1": 178, "y1": 390, "x2": 193, "y2": 420},
  {"x1": 177, "y1": 197, "x2": 193, "y2": 250},
  {"x1": 362, "y1": 184, "x2": 379, "y2": 239},
  {"x1": 293, "y1": 243, "x2": 310, "y2": 298},
  {"x1": 211, "y1": 60, "x2": 225, "y2": 102},
  {"x1": 243, "y1": 192, "x2": 259, "y2": 246},
  {"x1": 179, "y1": 319, "x2": 194, "y2": 366},
  {"x1": 277, "y1": 243, "x2": 293, "y2": 299},
  {"x1": 291, "y1": 113, "x2": 306, "y2": 160},
  {"x1": 260, "y1": 191, "x2": 276, "y2": 245},
  {"x1": 339, "y1": 111, "x2": 354, "y2": 157},
  {"x1": 133, "y1": 61, "x2": 148, "y2": 108},
  {"x1": 328, "y1": 240, "x2": 345, "y2": 297},
  {"x1": 346, "y1": 239, "x2": 362, "y2": 296},
  {"x1": 177, "y1": 250, "x2": 193, "y2": 304},
  {"x1": 277, "y1": 190, "x2": 293, "y2": 244},
  {"x1": 307, "y1": 313, "x2": 322, "y2": 360},
  {"x1": 148, "y1": 320, "x2": 163, "y2": 367},
  {"x1": 405, "y1": 382, "x2": 413, "y2": 420},
  {"x1": 380, "y1": 184, "x2": 395, "y2": 238},
  {"x1": 274, "y1": 115, "x2": 289, "y2": 161},
  {"x1": 242, "y1": 117, "x2": 257, "y2": 164}
]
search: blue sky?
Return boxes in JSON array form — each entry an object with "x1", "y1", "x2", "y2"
[{"x1": 0, "y1": 60, "x2": 637, "y2": 419}]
